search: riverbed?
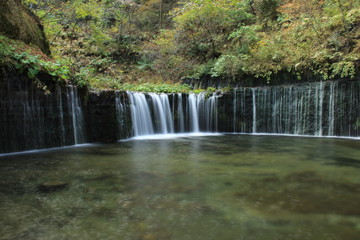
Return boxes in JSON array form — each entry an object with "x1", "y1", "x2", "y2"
[{"x1": 1, "y1": 134, "x2": 360, "y2": 240}]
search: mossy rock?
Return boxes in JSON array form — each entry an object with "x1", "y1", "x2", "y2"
[{"x1": 0, "y1": 0, "x2": 50, "y2": 55}]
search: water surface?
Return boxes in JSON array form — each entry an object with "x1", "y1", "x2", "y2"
[{"x1": 1, "y1": 135, "x2": 360, "y2": 240}]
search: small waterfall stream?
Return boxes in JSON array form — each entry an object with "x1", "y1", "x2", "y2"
[
  {"x1": 251, "y1": 88, "x2": 257, "y2": 133},
  {"x1": 127, "y1": 91, "x2": 154, "y2": 136},
  {"x1": 188, "y1": 93, "x2": 200, "y2": 132},
  {"x1": 67, "y1": 86, "x2": 85, "y2": 144},
  {"x1": 177, "y1": 93, "x2": 185, "y2": 133},
  {"x1": 150, "y1": 93, "x2": 174, "y2": 134}
]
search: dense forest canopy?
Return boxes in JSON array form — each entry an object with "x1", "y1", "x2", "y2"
[{"x1": 2, "y1": 0, "x2": 360, "y2": 90}]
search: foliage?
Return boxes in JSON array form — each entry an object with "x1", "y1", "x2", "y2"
[
  {"x1": 253, "y1": 0, "x2": 281, "y2": 23},
  {"x1": 17, "y1": 0, "x2": 360, "y2": 89},
  {"x1": 143, "y1": 0, "x2": 360, "y2": 84},
  {"x1": 119, "y1": 82, "x2": 193, "y2": 93},
  {"x1": 0, "y1": 35, "x2": 70, "y2": 83}
]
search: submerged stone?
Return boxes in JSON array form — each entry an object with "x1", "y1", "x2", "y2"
[
  {"x1": 37, "y1": 181, "x2": 68, "y2": 193},
  {"x1": 224, "y1": 181, "x2": 233, "y2": 186}
]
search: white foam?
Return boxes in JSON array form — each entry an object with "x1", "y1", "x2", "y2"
[
  {"x1": 226, "y1": 132, "x2": 360, "y2": 140},
  {"x1": 121, "y1": 132, "x2": 222, "y2": 141},
  {"x1": 0, "y1": 144, "x2": 97, "y2": 157}
]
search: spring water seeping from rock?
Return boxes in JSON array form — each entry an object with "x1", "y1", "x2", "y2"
[
  {"x1": 0, "y1": 71, "x2": 87, "y2": 154},
  {"x1": 123, "y1": 80, "x2": 359, "y2": 138},
  {"x1": 177, "y1": 93, "x2": 185, "y2": 133},
  {"x1": 1, "y1": 74, "x2": 359, "y2": 154},
  {"x1": 231, "y1": 81, "x2": 360, "y2": 137},
  {"x1": 67, "y1": 86, "x2": 85, "y2": 144}
]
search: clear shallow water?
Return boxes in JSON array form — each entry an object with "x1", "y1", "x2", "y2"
[{"x1": 1, "y1": 135, "x2": 360, "y2": 240}]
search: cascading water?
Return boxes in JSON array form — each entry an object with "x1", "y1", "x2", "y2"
[
  {"x1": 149, "y1": 93, "x2": 174, "y2": 134},
  {"x1": 0, "y1": 76, "x2": 87, "y2": 154},
  {"x1": 125, "y1": 91, "x2": 219, "y2": 137},
  {"x1": 160, "y1": 94, "x2": 175, "y2": 133},
  {"x1": 232, "y1": 81, "x2": 360, "y2": 137},
  {"x1": 188, "y1": 93, "x2": 200, "y2": 132},
  {"x1": 115, "y1": 91, "x2": 129, "y2": 139},
  {"x1": 328, "y1": 82, "x2": 335, "y2": 136},
  {"x1": 127, "y1": 91, "x2": 154, "y2": 136},
  {"x1": 251, "y1": 88, "x2": 257, "y2": 133},
  {"x1": 57, "y1": 85, "x2": 66, "y2": 145},
  {"x1": 67, "y1": 86, "x2": 85, "y2": 144},
  {"x1": 177, "y1": 93, "x2": 185, "y2": 133},
  {"x1": 233, "y1": 88, "x2": 237, "y2": 133},
  {"x1": 196, "y1": 92, "x2": 218, "y2": 132},
  {"x1": 2, "y1": 73, "x2": 359, "y2": 154},
  {"x1": 122, "y1": 80, "x2": 359, "y2": 139}
]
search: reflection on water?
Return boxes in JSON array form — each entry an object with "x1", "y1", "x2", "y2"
[{"x1": 1, "y1": 135, "x2": 360, "y2": 240}]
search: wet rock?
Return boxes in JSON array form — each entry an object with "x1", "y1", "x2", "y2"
[
  {"x1": 224, "y1": 181, "x2": 233, "y2": 186},
  {"x1": 37, "y1": 181, "x2": 68, "y2": 193},
  {"x1": 234, "y1": 192, "x2": 246, "y2": 199},
  {"x1": 169, "y1": 184, "x2": 196, "y2": 194},
  {"x1": 326, "y1": 157, "x2": 360, "y2": 168},
  {"x1": 215, "y1": 90, "x2": 223, "y2": 97},
  {"x1": 135, "y1": 171, "x2": 160, "y2": 180},
  {"x1": 184, "y1": 202, "x2": 214, "y2": 214},
  {"x1": 268, "y1": 219, "x2": 291, "y2": 226},
  {"x1": 76, "y1": 173, "x2": 116, "y2": 182}
]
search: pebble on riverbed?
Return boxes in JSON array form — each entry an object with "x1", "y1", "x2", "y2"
[{"x1": 37, "y1": 181, "x2": 68, "y2": 193}]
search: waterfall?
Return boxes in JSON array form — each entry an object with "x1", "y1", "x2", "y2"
[
  {"x1": 188, "y1": 93, "x2": 200, "y2": 132},
  {"x1": 67, "y1": 86, "x2": 85, "y2": 144},
  {"x1": 57, "y1": 85, "x2": 66, "y2": 145},
  {"x1": 231, "y1": 81, "x2": 360, "y2": 137},
  {"x1": 115, "y1": 91, "x2": 129, "y2": 139},
  {"x1": 125, "y1": 91, "x2": 219, "y2": 137},
  {"x1": 115, "y1": 92, "x2": 125, "y2": 127},
  {"x1": 160, "y1": 94, "x2": 174, "y2": 133},
  {"x1": 2, "y1": 73, "x2": 358, "y2": 154},
  {"x1": 252, "y1": 88, "x2": 257, "y2": 133},
  {"x1": 328, "y1": 82, "x2": 335, "y2": 136},
  {"x1": 149, "y1": 93, "x2": 174, "y2": 134},
  {"x1": 233, "y1": 88, "x2": 237, "y2": 133},
  {"x1": 177, "y1": 93, "x2": 185, "y2": 132},
  {"x1": 127, "y1": 91, "x2": 154, "y2": 136},
  {"x1": 0, "y1": 73, "x2": 87, "y2": 154},
  {"x1": 197, "y1": 93, "x2": 218, "y2": 132},
  {"x1": 314, "y1": 82, "x2": 324, "y2": 136}
]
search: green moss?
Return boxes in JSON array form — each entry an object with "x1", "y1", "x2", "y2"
[{"x1": 117, "y1": 82, "x2": 194, "y2": 93}]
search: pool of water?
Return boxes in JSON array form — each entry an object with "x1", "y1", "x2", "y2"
[{"x1": 1, "y1": 135, "x2": 360, "y2": 240}]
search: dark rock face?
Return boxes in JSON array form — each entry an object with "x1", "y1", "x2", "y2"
[
  {"x1": 0, "y1": 68, "x2": 131, "y2": 154},
  {"x1": 0, "y1": 0, "x2": 50, "y2": 55},
  {"x1": 1, "y1": 65, "x2": 359, "y2": 154},
  {"x1": 0, "y1": 68, "x2": 77, "y2": 153},
  {"x1": 223, "y1": 80, "x2": 360, "y2": 136},
  {"x1": 84, "y1": 90, "x2": 131, "y2": 143}
]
